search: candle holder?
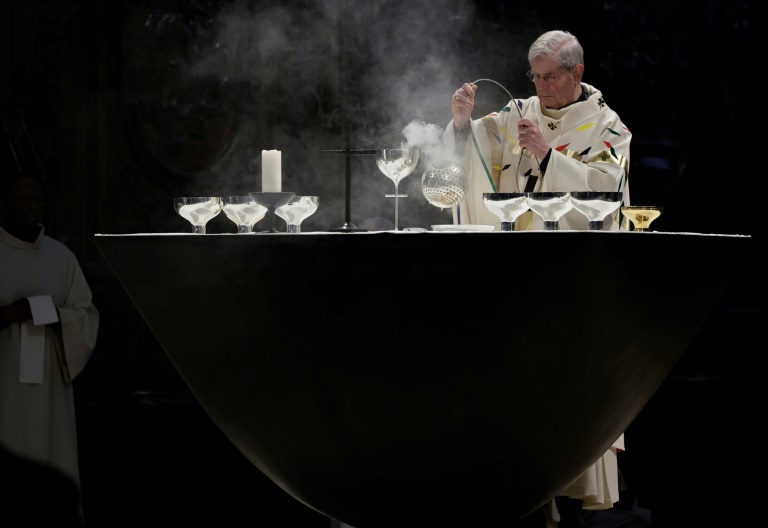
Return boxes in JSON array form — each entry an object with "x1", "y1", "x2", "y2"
[{"x1": 249, "y1": 192, "x2": 295, "y2": 233}]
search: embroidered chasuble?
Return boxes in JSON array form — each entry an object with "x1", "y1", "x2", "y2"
[{"x1": 442, "y1": 83, "x2": 631, "y2": 231}]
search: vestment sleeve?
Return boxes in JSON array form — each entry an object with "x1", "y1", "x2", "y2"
[
  {"x1": 53, "y1": 257, "x2": 99, "y2": 382},
  {"x1": 446, "y1": 108, "x2": 515, "y2": 226}
]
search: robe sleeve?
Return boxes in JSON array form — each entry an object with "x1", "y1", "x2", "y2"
[
  {"x1": 53, "y1": 256, "x2": 99, "y2": 383},
  {"x1": 442, "y1": 111, "x2": 509, "y2": 227}
]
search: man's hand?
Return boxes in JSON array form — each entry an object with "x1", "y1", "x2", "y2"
[
  {"x1": 452, "y1": 82, "x2": 477, "y2": 129},
  {"x1": 1, "y1": 298, "x2": 33, "y2": 328},
  {"x1": 517, "y1": 118, "x2": 550, "y2": 160}
]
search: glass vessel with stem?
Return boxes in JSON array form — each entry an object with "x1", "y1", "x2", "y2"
[
  {"x1": 570, "y1": 192, "x2": 623, "y2": 231},
  {"x1": 621, "y1": 205, "x2": 663, "y2": 232},
  {"x1": 374, "y1": 147, "x2": 420, "y2": 231},
  {"x1": 222, "y1": 196, "x2": 267, "y2": 233},
  {"x1": 173, "y1": 196, "x2": 222, "y2": 234},
  {"x1": 525, "y1": 192, "x2": 573, "y2": 230},
  {"x1": 276, "y1": 195, "x2": 319, "y2": 233},
  {"x1": 482, "y1": 193, "x2": 529, "y2": 231}
]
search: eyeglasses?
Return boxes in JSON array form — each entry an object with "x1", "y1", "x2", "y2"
[{"x1": 526, "y1": 69, "x2": 568, "y2": 84}]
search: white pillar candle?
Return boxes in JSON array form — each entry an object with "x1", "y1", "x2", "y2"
[{"x1": 261, "y1": 149, "x2": 282, "y2": 192}]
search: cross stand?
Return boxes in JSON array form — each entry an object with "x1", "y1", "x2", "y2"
[{"x1": 321, "y1": 123, "x2": 375, "y2": 232}]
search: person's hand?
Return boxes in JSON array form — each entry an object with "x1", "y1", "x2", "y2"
[
  {"x1": 1, "y1": 298, "x2": 33, "y2": 327},
  {"x1": 517, "y1": 118, "x2": 550, "y2": 160},
  {"x1": 452, "y1": 82, "x2": 476, "y2": 129}
]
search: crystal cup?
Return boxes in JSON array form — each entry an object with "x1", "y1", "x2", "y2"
[
  {"x1": 276, "y1": 195, "x2": 319, "y2": 233},
  {"x1": 173, "y1": 196, "x2": 222, "y2": 234},
  {"x1": 222, "y1": 196, "x2": 267, "y2": 233}
]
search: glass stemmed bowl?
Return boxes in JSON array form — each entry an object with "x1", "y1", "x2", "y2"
[
  {"x1": 621, "y1": 205, "x2": 663, "y2": 232},
  {"x1": 570, "y1": 192, "x2": 623, "y2": 231},
  {"x1": 525, "y1": 192, "x2": 573, "y2": 230},
  {"x1": 374, "y1": 147, "x2": 420, "y2": 231},
  {"x1": 222, "y1": 195, "x2": 267, "y2": 233},
  {"x1": 275, "y1": 195, "x2": 319, "y2": 233},
  {"x1": 173, "y1": 196, "x2": 222, "y2": 234},
  {"x1": 482, "y1": 193, "x2": 529, "y2": 231}
]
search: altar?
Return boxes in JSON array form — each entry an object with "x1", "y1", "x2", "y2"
[{"x1": 93, "y1": 230, "x2": 752, "y2": 527}]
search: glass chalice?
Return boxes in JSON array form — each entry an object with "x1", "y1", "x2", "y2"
[
  {"x1": 621, "y1": 205, "x2": 663, "y2": 232},
  {"x1": 482, "y1": 193, "x2": 529, "y2": 231},
  {"x1": 525, "y1": 192, "x2": 573, "y2": 230},
  {"x1": 222, "y1": 196, "x2": 267, "y2": 233},
  {"x1": 570, "y1": 192, "x2": 623, "y2": 231},
  {"x1": 374, "y1": 147, "x2": 420, "y2": 231},
  {"x1": 275, "y1": 195, "x2": 319, "y2": 233},
  {"x1": 173, "y1": 196, "x2": 222, "y2": 234}
]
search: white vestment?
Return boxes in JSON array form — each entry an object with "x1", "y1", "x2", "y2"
[
  {"x1": 443, "y1": 82, "x2": 631, "y2": 231},
  {"x1": 443, "y1": 83, "x2": 631, "y2": 509},
  {"x1": 0, "y1": 225, "x2": 99, "y2": 489},
  {"x1": 559, "y1": 433, "x2": 625, "y2": 509}
]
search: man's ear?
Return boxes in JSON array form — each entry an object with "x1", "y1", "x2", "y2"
[{"x1": 573, "y1": 64, "x2": 584, "y2": 83}]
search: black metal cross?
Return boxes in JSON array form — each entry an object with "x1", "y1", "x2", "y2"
[{"x1": 321, "y1": 123, "x2": 375, "y2": 232}]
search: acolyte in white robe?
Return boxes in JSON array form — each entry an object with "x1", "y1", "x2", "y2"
[
  {"x1": 0, "y1": 225, "x2": 99, "y2": 490},
  {"x1": 443, "y1": 82, "x2": 631, "y2": 231}
]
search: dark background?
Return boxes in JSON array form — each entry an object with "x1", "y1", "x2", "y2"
[{"x1": 1, "y1": 1, "x2": 759, "y2": 527}]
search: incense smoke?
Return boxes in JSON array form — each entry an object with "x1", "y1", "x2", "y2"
[
  {"x1": 402, "y1": 119, "x2": 449, "y2": 167},
  {"x1": 120, "y1": 0, "x2": 539, "y2": 231}
]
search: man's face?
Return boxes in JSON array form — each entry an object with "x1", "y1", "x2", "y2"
[
  {"x1": 4, "y1": 178, "x2": 45, "y2": 230},
  {"x1": 529, "y1": 57, "x2": 581, "y2": 110}
]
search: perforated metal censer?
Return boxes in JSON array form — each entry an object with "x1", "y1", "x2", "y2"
[{"x1": 421, "y1": 161, "x2": 469, "y2": 208}]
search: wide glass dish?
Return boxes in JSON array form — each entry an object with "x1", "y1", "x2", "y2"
[
  {"x1": 482, "y1": 193, "x2": 529, "y2": 231},
  {"x1": 173, "y1": 196, "x2": 222, "y2": 234},
  {"x1": 525, "y1": 192, "x2": 573, "y2": 230},
  {"x1": 222, "y1": 196, "x2": 267, "y2": 233},
  {"x1": 570, "y1": 192, "x2": 623, "y2": 231},
  {"x1": 275, "y1": 195, "x2": 319, "y2": 233}
]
